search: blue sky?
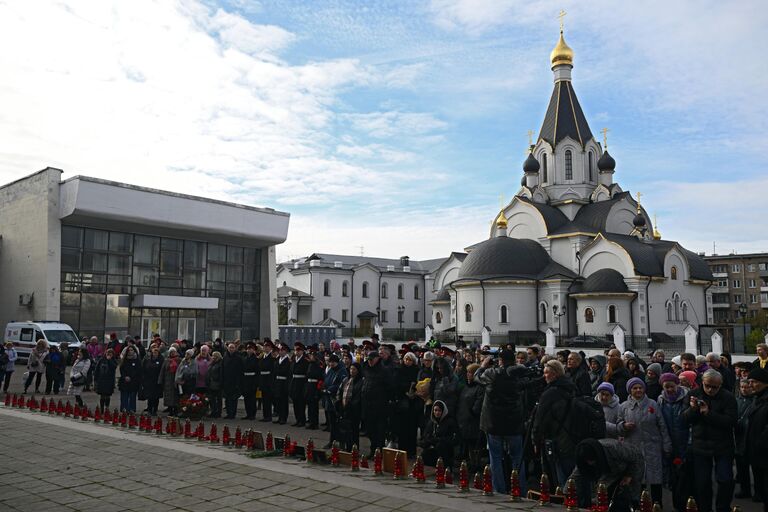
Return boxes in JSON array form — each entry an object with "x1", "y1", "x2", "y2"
[{"x1": 1, "y1": 1, "x2": 766, "y2": 261}]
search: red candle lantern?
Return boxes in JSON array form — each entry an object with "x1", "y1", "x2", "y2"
[
  {"x1": 564, "y1": 478, "x2": 578, "y2": 512},
  {"x1": 245, "y1": 429, "x2": 255, "y2": 450},
  {"x1": 393, "y1": 452, "x2": 404, "y2": 480},
  {"x1": 373, "y1": 448, "x2": 383, "y2": 475},
  {"x1": 510, "y1": 469, "x2": 521, "y2": 501},
  {"x1": 93, "y1": 406, "x2": 101, "y2": 422},
  {"x1": 196, "y1": 421, "x2": 205, "y2": 441},
  {"x1": 351, "y1": 444, "x2": 360, "y2": 472},
  {"x1": 222, "y1": 425, "x2": 231, "y2": 446},
  {"x1": 686, "y1": 497, "x2": 698, "y2": 512},
  {"x1": 265, "y1": 431, "x2": 274, "y2": 451},
  {"x1": 482, "y1": 466, "x2": 493, "y2": 496},
  {"x1": 305, "y1": 438, "x2": 314, "y2": 463},
  {"x1": 411, "y1": 455, "x2": 425, "y2": 482},
  {"x1": 154, "y1": 417, "x2": 163, "y2": 435},
  {"x1": 595, "y1": 482, "x2": 608, "y2": 512},
  {"x1": 444, "y1": 467, "x2": 453, "y2": 485},
  {"x1": 639, "y1": 490, "x2": 652, "y2": 512},
  {"x1": 73, "y1": 404, "x2": 81, "y2": 419},
  {"x1": 234, "y1": 427, "x2": 243, "y2": 448},
  {"x1": 209, "y1": 423, "x2": 219, "y2": 443},
  {"x1": 435, "y1": 458, "x2": 446, "y2": 488},
  {"x1": 283, "y1": 434, "x2": 292, "y2": 457},
  {"x1": 474, "y1": 472, "x2": 482, "y2": 490},
  {"x1": 39, "y1": 398, "x2": 48, "y2": 412},
  {"x1": 330, "y1": 441, "x2": 340, "y2": 466},
  {"x1": 539, "y1": 474, "x2": 551, "y2": 506},
  {"x1": 3, "y1": 393, "x2": 10, "y2": 407},
  {"x1": 184, "y1": 419, "x2": 192, "y2": 438},
  {"x1": 458, "y1": 461, "x2": 469, "y2": 492}
]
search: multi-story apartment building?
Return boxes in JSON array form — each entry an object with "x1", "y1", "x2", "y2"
[{"x1": 704, "y1": 252, "x2": 768, "y2": 324}]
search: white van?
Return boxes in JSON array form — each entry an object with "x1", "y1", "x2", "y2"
[{"x1": 4, "y1": 321, "x2": 82, "y2": 359}]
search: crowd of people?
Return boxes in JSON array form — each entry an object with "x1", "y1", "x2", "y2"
[{"x1": 1, "y1": 334, "x2": 767, "y2": 512}]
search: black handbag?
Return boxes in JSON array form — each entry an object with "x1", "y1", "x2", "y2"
[{"x1": 70, "y1": 374, "x2": 85, "y2": 386}]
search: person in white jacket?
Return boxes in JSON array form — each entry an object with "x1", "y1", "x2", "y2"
[
  {"x1": 68, "y1": 348, "x2": 91, "y2": 407},
  {"x1": 2, "y1": 341, "x2": 17, "y2": 392}
]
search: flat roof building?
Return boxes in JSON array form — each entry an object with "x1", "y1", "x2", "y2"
[{"x1": 0, "y1": 167, "x2": 289, "y2": 343}]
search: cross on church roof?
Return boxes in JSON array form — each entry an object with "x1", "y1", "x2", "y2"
[
  {"x1": 601, "y1": 127, "x2": 610, "y2": 149},
  {"x1": 558, "y1": 10, "x2": 566, "y2": 32}
]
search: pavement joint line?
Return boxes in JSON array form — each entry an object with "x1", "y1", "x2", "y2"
[{"x1": 0, "y1": 407, "x2": 528, "y2": 512}]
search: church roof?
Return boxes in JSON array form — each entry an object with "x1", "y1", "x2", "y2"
[
  {"x1": 602, "y1": 233, "x2": 713, "y2": 281},
  {"x1": 458, "y1": 236, "x2": 575, "y2": 280},
  {"x1": 285, "y1": 253, "x2": 446, "y2": 274},
  {"x1": 517, "y1": 197, "x2": 570, "y2": 232},
  {"x1": 580, "y1": 268, "x2": 629, "y2": 294},
  {"x1": 432, "y1": 287, "x2": 450, "y2": 302},
  {"x1": 538, "y1": 80, "x2": 594, "y2": 148},
  {"x1": 546, "y1": 192, "x2": 633, "y2": 236}
]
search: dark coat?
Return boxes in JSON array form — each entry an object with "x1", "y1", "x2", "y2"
[
  {"x1": 206, "y1": 359, "x2": 223, "y2": 392},
  {"x1": 735, "y1": 394, "x2": 755, "y2": 456},
  {"x1": 140, "y1": 355, "x2": 164, "y2": 400},
  {"x1": 682, "y1": 387, "x2": 737, "y2": 457},
  {"x1": 474, "y1": 363, "x2": 534, "y2": 436},
  {"x1": 337, "y1": 374, "x2": 363, "y2": 418},
  {"x1": 242, "y1": 354, "x2": 259, "y2": 394},
  {"x1": 118, "y1": 358, "x2": 142, "y2": 392},
  {"x1": 658, "y1": 387, "x2": 689, "y2": 459},
  {"x1": 456, "y1": 379, "x2": 484, "y2": 441},
  {"x1": 94, "y1": 357, "x2": 118, "y2": 395},
  {"x1": 746, "y1": 387, "x2": 768, "y2": 468},
  {"x1": 323, "y1": 364, "x2": 347, "y2": 410},
  {"x1": 221, "y1": 352, "x2": 244, "y2": 396},
  {"x1": 568, "y1": 365, "x2": 592, "y2": 397},
  {"x1": 420, "y1": 400, "x2": 459, "y2": 459},
  {"x1": 361, "y1": 360, "x2": 389, "y2": 418},
  {"x1": 431, "y1": 358, "x2": 460, "y2": 413},
  {"x1": 532, "y1": 376, "x2": 578, "y2": 456},
  {"x1": 607, "y1": 367, "x2": 630, "y2": 402}
]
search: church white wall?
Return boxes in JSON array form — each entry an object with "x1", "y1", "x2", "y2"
[
  {"x1": 574, "y1": 298, "x2": 632, "y2": 336},
  {"x1": 310, "y1": 270, "x2": 353, "y2": 324},
  {"x1": 379, "y1": 273, "x2": 426, "y2": 329},
  {"x1": 485, "y1": 285, "x2": 537, "y2": 332},
  {"x1": 581, "y1": 249, "x2": 633, "y2": 277},
  {"x1": 432, "y1": 303, "x2": 451, "y2": 331},
  {"x1": 550, "y1": 238, "x2": 578, "y2": 273},
  {"x1": 352, "y1": 266, "x2": 379, "y2": 327},
  {"x1": 507, "y1": 210, "x2": 545, "y2": 240},
  {"x1": 645, "y1": 251, "x2": 707, "y2": 336}
]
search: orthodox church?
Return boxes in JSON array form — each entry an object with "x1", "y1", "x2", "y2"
[{"x1": 430, "y1": 29, "x2": 714, "y2": 344}]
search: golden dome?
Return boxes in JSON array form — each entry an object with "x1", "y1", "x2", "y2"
[
  {"x1": 653, "y1": 213, "x2": 662, "y2": 240},
  {"x1": 550, "y1": 31, "x2": 574, "y2": 68},
  {"x1": 495, "y1": 210, "x2": 508, "y2": 230}
]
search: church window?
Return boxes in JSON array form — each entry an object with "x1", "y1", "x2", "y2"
[
  {"x1": 464, "y1": 304, "x2": 472, "y2": 323},
  {"x1": 542, "y1": 154, "x2": 548, "y2": 183},
  {"x1": 342, "y1": 280, "x2": 349, "y2": 297},
  {"x1": 362, "y1": 281, "x2": 369, "y2": 298},
  {"x1": 539, "y1": 303, "x2": 548, "y2": 323},
  {"x1": 584, "y1": 307, "x2": 594, "y2": 323},
  {"x1": 588, "y1": 151, "x2": 594, "y2": 181},
  {"x1": 397, "y1": 283, "x2": 404, "y2": 299},
  {"x1": 670, "y1": 266, "x2": 678, "y2": 280},
  {"x1": 323, "y1": 279, "x2": 331, "y2": 297},
  {"x1": 682, "y1": 303, "x2": 688, "y2": 322},
  {"x1": 499, "y1": 305, "x2": 508, "y2": 324},
  {"x1": 673, "y1": 293, "x2": 681, "y2": 321},
  {"x1": 435, "y1": 311, "x2": 442, "y2": 324},
  {"x1": 565, "y1": 150, "x2": 573, "y2": 180},
  {"x1": 608, "y1": 305, "x2": 617, "y2": 324},
  {"x1": 414, "y1": 285, "x2": 420, "y2": 300},
  {"x1": 381, "y1": 282, "x2": 388, "y2": 298},
  {"x1": 667, "y1": 302, "x2": 673, "y2": 321}
]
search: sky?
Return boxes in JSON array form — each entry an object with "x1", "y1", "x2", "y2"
[{"x1": 1, "y1": 0, "x2": 766, "y2": 263}]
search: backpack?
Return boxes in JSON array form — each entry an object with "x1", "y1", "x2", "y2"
[{"x1": 566, "y1": 396, "x2": 607, "y2": 441}]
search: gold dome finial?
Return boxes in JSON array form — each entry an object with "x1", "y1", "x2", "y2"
[
  {"x1": 495, "y1": 209, "x2": 508, "y2": 230},
  {"x1": 550, "y1": 11, "x2": 573, "y2": 68},
  {"x1": 653, "y1": 213, "x2": 662, "y2": 240}
]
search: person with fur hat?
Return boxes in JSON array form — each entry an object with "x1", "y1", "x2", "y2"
[
  {"x1": 570, "y1": 438, "x2": 645, "y2": 512},
  {"x1": 617, "y1": 377, "x2": 671, "y2": 505}
]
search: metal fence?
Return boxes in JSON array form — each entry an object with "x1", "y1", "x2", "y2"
[{"x1": 278, "y1": 325, "x2": 337, "y2": 347}]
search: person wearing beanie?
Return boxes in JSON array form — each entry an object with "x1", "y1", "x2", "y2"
[
  {"x1": 657, "y1": 372, "x2": 690, "y2": 510},
  {"x1": 646, "y1": 363, "x2": 663, "y2": 402},
  {"x1": 671, "y1": 355, "x2": 683, "y2": 373},
  {"x1": 745, "y1": 367, "x2": 768, "y2": 509},
  {"x1": 617, "y1": 375, "x2": 671, "y2": 506},
  {"x1": 595, "y1": 382, "x2": 620, "y2": 438},
  {"x1": 679, "y1": 371, "x2": 699, "y2": 390}
]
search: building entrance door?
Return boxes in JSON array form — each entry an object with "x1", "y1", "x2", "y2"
[
  {"x1": 141, "y1": 318, "x2": 162, "y2": 344},
  {"x1": 178, "y1": 318, "x2": 196, "y2": 342}
]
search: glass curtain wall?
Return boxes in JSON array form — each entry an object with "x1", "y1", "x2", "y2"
[{"x1": 60, "y1": 226, "x2": 261, "y2": 342}]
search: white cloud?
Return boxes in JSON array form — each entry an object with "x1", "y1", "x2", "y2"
[
  {"x1": 343, "y1": 111, "x2": 448, "y2": 139},
  {"x1": 208, "y1": 8, "x2": 294, "y2": 56}
]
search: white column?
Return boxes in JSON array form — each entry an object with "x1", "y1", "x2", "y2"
[
  {"x1": 481, "y1": 326, "x2": 491, "y2": 346},
  {"x1": 684, "y1": 325, "x2": 698, "y2": 354},
  {"x1": 611, "y1": 324, "x2": 626, "y2": 353},
  {"x1": 545, "y1": 328, "x2": 556, "y2": 355},
  {"x1": 424, "y1": 325, "x2": 433, "y2": 343},
  {"x1": 374, "y1": 322, "x2": 383, "y2": 341},
  {"x1": 711, "y1": 331, "x2": 723, "y2": 355}
]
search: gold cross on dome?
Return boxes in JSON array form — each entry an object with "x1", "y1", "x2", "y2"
[
  {"x1": 600, "y1": 127, "x2": 610, "y2": 149},
  {"x1": 558, "y1": 10, "x2": 566, "y2": 32},
  {"x1": 527, "y1": 129, "x2": 534, "y2": 147}
]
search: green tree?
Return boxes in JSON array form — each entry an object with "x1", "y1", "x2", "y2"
[{"x1": 747, "y1": 327, "x2": 765, "y2": 354}]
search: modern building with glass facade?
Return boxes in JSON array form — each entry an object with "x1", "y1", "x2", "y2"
[{"x1": 0, "y1": 168, "x2": 289, "y2": 343}]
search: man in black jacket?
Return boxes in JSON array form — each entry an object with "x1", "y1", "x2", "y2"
[
  {"x1": 746, "y1": 368, "x2": 768, "y2": 510},
  {"x1": 222, "y1": 343, "x2": 244, "y2": 419},
  {"x1": 682, "y1": 369, "x2": 738, "y2": 512},
  {"x1": 241, "y1": 343, "x2": 259, "y2": 420},
  {"x1": 361, "y1": 351, "x2": 390, "y2": 458},
  {"x1": 259, "y1": 341, "x2": 277, "y2": 422},
  {"x1": 474, "y1": 348, "x2": 541, "y2": 494}
]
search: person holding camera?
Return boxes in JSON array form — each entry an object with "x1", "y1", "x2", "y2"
[
  {"x1": 474, "y1": 348, "x2": 539, "y2": 494},
  {"x1": 682, "y1": 369, "x2": 737, "y2": 512}
]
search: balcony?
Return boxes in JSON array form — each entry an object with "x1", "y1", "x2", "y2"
[
  {"x1": 709, "y1": 285, "x2": 729, "y2": 293},
  {"x1": 712, "y1": 303, "x2": 731, "y2": 309},
  {"x1": 712, "y1": 272, "x2": 728, "y2": 278}
]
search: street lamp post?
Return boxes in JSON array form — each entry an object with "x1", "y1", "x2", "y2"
[
  {"x1": 553, "y1": 304, "x2": 566, "y2": 346},
  {"x1": 739, "y1": 303, "x2": 748, "y2": 347},
  {"x1": 273, "y1": 296, "x2": 291, "y2": 325},
  {"x1": 397, "y1": 305, "x2": 405, "y2": 340}
]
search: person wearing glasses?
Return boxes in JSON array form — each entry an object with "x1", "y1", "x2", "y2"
[{"x1": 682, "y1": 369, "x2": 737, "y2": 512}]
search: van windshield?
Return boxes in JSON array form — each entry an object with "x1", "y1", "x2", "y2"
[{"x1": 43, "y1": 330, "x2": 79, "y2": 345}]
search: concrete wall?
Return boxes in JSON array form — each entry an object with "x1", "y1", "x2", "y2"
[
  {"x1": 455, "y1": 283, "x2": 537, "y2": 333},
  {"x1": 574, "y1": 297, "x2": 632, "y2": 336},
  {"x1": 0, "y1": 168, "x2": 63, "y2": 329},
  {"x1": 379, "y1": 273, "x2": 424, "y2": 328},
  {"x1": 261, "y1": 246, "x2": 278, "y2": 339}
]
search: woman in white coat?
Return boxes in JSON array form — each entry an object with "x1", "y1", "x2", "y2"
[{"x1": 68, "y1": 348, "x2": 91, "y2": 407}]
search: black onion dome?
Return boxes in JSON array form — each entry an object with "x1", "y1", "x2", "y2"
[
  {"x1": 581, "y1": 269, "x2": 629, "y2": 294},
  {"x1": 520, "y1": 175, "x2": 527, "y2": 187},
  {"x1": 458, "y1": 237, "x2": 550, "y2": 279},
  {"x1": 523, "y1": 153, "x2": 540, "y2": 174},
  {"x1": 633, "y1": 213, "x2": 646, "y2": 228},
  {"x1": 598, "y1": 150, "x2": 615, "y2": 171}
]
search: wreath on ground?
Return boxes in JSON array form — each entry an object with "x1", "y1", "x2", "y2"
[{"x1": 178, "y1": 393, "x2": 210, "y2": 419}]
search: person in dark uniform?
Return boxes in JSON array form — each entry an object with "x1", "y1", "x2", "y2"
[
  {"x1": 222, "y1": 343, "x2": 244, "y2": 419},
  {"x1": 305, "y1": 345, "x2": 325, "y2": 429},
  {"x1": 259, "y1": 340, "x2": 277, "y2": 422},
  {"x1": 273, "y1": 343, "x2": 291, "y2": 424},
  {"x1": 241, "y1": 342, "x2": 259, "y2": 420},
  {"x1": 290, "y1": 342, "x2": 309, "y2": 427}
]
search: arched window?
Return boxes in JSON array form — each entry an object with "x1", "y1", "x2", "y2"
[
  {"x1": 667, "y1": 302, "x2": 673, "y2": 321},
  {"x1": 464, "y1": 304, "x2": 472, "y2": 323},
  {"x1": 323, "y1": 279, "x2": 331, "y2": 297},
  {"x1": 673, "y1": 293, "x2": 681, "y2": 321},
  {"x1": 542, "y1": 153, "x2": 548, "y2": 183},
  {"x1": 671, "y1": 266, "x2": 678, "y2": 280},
  {"x1": 588, "y1": 151, "x2": 594, "y2": 182},
  {"x1": 435, "y1": 311, "x2": 443, "y2": 324},
  {"x1": 682, "y1": 302, "x2": 688, "y2": 322},
  {"x1": 584, "y1": 307, "x2": 594, "y2": 323},
  {"x1": 342, "y1": 281, "x2": 349, "y2": 297},
  {"x1": 499, "y1": 305, "x2": 508, "y2": 324},
  {"x1": 414, "y1": 285, "x2": 419, "y2": 300},
  {"x1": 539, "y1": 303, "x2": 548, "y2": 323},
  {"x1": 608, "y1": 304, "x2": 617, "y2": 324},
  {"x1": 362, "y1": 281, "x2": 369, "y2": 298},
  {"x1": 565, "y1": 150, "x2": 573, "y2": 180},
  {"x1": 381, "y1": 282, "x2": 388, "y2": 299},
  {"x1": 397, "y1": 283, "x2": 404, "y2": 299}
]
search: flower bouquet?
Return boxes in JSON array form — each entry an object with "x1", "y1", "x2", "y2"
[{"x1": 178, "y1": 393, "x2": 210, "y2": 419}]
